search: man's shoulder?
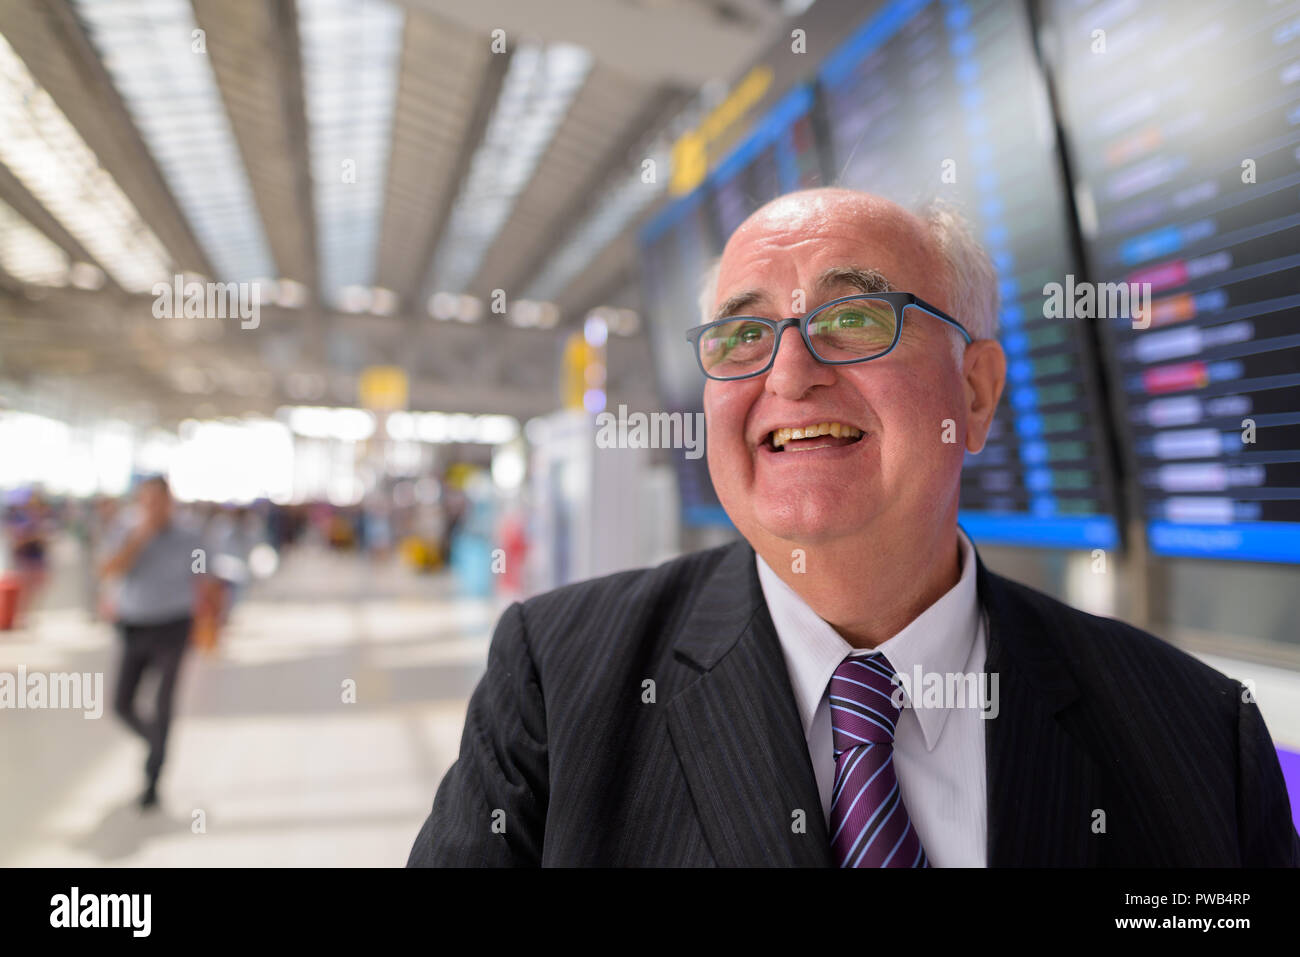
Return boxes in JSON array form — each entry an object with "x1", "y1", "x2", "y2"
[
  {"x1": 984, "y1": 567, "x2": 1240, "y2": 701},
  {"x1": 509, "y1": 542, "x2": 743, "y2": 653}
]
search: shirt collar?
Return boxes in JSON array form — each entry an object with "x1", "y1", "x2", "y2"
[{"x1": 755, "y1": 528, "x2": 982, "y2": 752}]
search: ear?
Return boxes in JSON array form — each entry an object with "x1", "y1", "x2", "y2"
[{"x1": 962, "y1": 338, "x2": 1006, "y2": 454}]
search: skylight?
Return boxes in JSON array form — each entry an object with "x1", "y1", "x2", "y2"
[
  {"x1": 0, "y1": 199, "x2": 70, "y2": 286},
  {"x1": 0, "y1": 32, "x2": 171, "y2": 292},
  {"x1": 72, "y1": 0, "x2": 275, "y2": 283},
  {"x1": 426, "y1": 43, "x2": 592, "y2": 295},
  {"x1": 299, "y1": 0, "x2": 404, "y2": 308}
]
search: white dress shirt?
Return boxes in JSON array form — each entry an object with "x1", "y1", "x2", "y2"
[{"x1": 755, "y1": 528, "x2": 989, "y2": 867}]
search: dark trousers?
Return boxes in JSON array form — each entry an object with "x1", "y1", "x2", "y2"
[{"x1": 114, "y1": 617, "x2": 191, "y2": 786}]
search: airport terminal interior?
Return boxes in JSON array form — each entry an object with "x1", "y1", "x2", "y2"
[{"x1": 1, "y1": 0, "x2": 1299, "y2": 865}]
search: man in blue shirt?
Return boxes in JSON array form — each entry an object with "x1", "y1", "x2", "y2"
[{"x1": 99, "y1": 475, "x2": 207, "y2": 809}]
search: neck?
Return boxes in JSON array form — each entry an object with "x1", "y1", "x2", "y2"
[{"x1": 754, "y1": 518, "x2": 963, "y2": 648}]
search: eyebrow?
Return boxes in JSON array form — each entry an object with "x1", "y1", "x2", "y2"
[
  {"x1": 711, "y1": 265, "x2": 893, "y2": 322},
  {"x1": 816, "y1": 265, "x2": 892, "y2": 296},
  {"x1": 711, "y1": 289, "x2": 769, "y2": 323}
]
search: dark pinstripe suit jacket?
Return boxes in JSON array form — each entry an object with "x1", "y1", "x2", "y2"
[{"x1": 407, "y1": 538, "x2": 1300, "y2": 866}]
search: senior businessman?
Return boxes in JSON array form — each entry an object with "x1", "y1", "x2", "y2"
[{"x1": 409, "y1": 187, "x2": 1299, "y2": 867}]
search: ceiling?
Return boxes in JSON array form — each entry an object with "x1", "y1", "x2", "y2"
[{"x1": 0, "y1": 0, "x2": 797, "y2": 426}]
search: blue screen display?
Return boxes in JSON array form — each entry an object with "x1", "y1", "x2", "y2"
[
  {"x1": 818, "y1": 0, "x2": 1123, "y2": 550},
  {"x1": 1046, "y1": 0, "x2": 1300, "y2": 563}
]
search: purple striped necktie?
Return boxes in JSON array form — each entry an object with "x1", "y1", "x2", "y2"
[{"x1": 828, "y1": 653, "x2": 929, "y2": 868}]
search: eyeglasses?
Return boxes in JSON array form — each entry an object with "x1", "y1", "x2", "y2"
[{"x1": 684, "y1": 293, "x2": 972, "y2": 381}]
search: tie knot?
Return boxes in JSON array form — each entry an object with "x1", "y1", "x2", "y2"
[{"x1": 829, "y1": 654, "x2": 902, "y2": 756}]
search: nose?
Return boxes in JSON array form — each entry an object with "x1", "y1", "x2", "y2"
[{"x1": 765, "y1": 320, "x2": 835, "y2": 400}]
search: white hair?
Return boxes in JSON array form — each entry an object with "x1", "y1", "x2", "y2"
[
  {"x1": 916, "y1": 197, "x2": 1000, "y2": 364},
  {"x1": 695, "y1": 195, "x2": 999, "y2": 368}
]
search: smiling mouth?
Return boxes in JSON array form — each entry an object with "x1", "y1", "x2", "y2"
[{"x1": 764, "y1": 422, "x2": 865, "y2": 452}]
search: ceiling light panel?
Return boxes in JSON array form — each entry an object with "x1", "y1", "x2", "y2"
[
  {"x1": 426, "y1": 43, "x2": 593, "y2": 295},
  {"x1": 0, "y1": 31, "x2": 171, "y2": 292},
  {"x1": 72, "y1": 0, "x2": 275, "y2": 283},
  {"x1": 299, "y1": 0, "x2": 404, "y2": 308},
  {"x1": 0, "y1": 198, "x2": 70, "y2": 285}
]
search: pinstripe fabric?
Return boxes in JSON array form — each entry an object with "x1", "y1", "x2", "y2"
[
  {"x1": 408, "y1": 539, "x2": 1300, "y2": 867},
  {"x1": 978, "y1": 561, "x2": 1299, "y2": 866}
]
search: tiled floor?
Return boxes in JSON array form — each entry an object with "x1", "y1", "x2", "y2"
[{"x1": 0, "y1": 542, "x2": 503, "y2": 866}]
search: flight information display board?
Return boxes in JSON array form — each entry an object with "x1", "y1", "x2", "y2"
[
  {"x1": 1046, "y1": 0, "x2": 1300, "y2": 563},
  {"x1": 817, "y1": 0, "x2": 1121, "y2": 549},
  {"x1": 709, "y1": 86, "x2": 823, "y2": 240},
  {"x1": 641, "y1": 190, "x2": 719, "y2": 412}
]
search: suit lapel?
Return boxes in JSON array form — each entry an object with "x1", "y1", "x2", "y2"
[
  {"x1": 666, "y1": 541, "x2": 832, "y2": 866},
  {"x1": 976, "y1": 552, "x2": 1103, "y2": 866}
]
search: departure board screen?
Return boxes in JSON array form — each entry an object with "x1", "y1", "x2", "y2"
[
  {"x1": 641, "y1": 190, "x2": 718, "y2": 412},
  {"x1": 818, "y1": 0, "x2": 1121, "y2": 549},
  {"x1": 1046, "y1": 0, "x2": 1300, "y2": 563},
  {"x1": 710, "y1": 86, "x2": 823, "y2": 240}
]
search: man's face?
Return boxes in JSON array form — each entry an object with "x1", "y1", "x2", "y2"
[
  {"x1": 703, "y1": 191, "x2": 978, "y2": 548},
  {"x1": 138, "y1": 482, "x2": 171, "y2": 525}
]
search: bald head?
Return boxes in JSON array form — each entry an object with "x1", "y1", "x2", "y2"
[
  {"x1": 732, "y1": 189, "x2": 934, "y2": 263},
  {"x1": 700, "y1": 188, "x2": 998, "y2": 346}
]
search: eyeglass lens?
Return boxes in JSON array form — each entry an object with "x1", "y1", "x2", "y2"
[{"x1": 697, "y1": 297, "x2": 898, "y2": 377}]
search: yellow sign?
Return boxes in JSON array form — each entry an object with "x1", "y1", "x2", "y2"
[
  {"x1": 561, "y1": 334, "x2": 592, "y2": 411},
  {"x1": 358, "y1": 365, "x2": 408, "y2": 411},
  {"x1": 669, "y1": 65, "x2": 774, "y2": 196}
]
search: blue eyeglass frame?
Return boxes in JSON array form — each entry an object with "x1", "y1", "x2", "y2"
[{"x1": 684, "y1": 292, "x2": 973, "y2": 381}]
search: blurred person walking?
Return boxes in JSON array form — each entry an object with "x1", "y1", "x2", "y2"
[
  {"x1": 5, "y1": 488, "x2": 53, "y2": 626},
  {"x1": 98, "y1": 475, "x2": 208, "y2": 809}
]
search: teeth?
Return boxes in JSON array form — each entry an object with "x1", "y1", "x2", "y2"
[{"x1": 770, "y1": 423, "x2": 862, "y2": 448}]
